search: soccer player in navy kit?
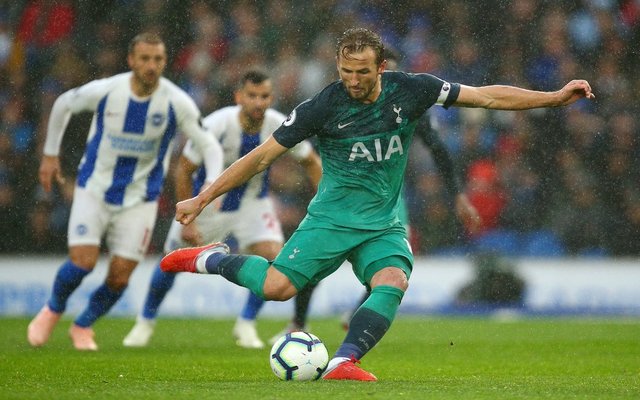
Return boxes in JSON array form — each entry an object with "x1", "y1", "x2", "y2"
[
  {"x1": 27, "y1": 33, "x2": 223, "y2": 351},
  {"x1": 267, "y1": 49, "x2": 477, "y2": 341},
  {"x1": 161, "y1": 28, "x2": 594, "y2": 380}
]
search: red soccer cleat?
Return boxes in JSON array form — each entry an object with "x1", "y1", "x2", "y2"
[
  {"x1": 322, "y1": 357, "x2": 377, "y2": 381},
  {"x1": 160, "y1": 242, "x2": 229, "y2": 273}
]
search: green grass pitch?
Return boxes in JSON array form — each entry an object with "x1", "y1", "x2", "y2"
[{"x1": 1, "y1": 317, "x2": 638, "y2": 399}]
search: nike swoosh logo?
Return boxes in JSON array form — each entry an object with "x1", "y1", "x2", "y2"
[
  {"x1": 363, "y1": 330, "x2": 376, "y2": 339},
  {"x1": 338, "y1": 121, "x2": 354, "y2": 129}
]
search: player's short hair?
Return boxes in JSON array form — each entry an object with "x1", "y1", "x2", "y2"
[
  {"x1": 240, "y1": 69, "x2": 270, "y2": 87},
  {"x1": 337, "y1": 28, "x2": 385, "y2": 66},
  {"x1": 128, "y1": 32, "x2": 165, "y2": 54}
]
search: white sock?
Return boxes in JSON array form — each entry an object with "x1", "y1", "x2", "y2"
[
  {"x1": 195, "y1": 248, "x2": 220, "y2": 273},
  {"x1": 326, "y1": 357, "x2": 350, "y2": 372}
]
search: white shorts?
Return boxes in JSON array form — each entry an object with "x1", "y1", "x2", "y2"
[
  {"x1": 68, "y1": 186, "x2": 158, "y2": 262},
  {"x1": 164, "y1": 197, "x2": 284, "y2": 253}
]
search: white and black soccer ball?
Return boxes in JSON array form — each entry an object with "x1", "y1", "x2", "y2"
[{"x1": 269, "y1": 331, "x2": 329, "y2": 381}]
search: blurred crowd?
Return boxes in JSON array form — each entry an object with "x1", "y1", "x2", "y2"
[{"x1": 0, "y1": 0, "x2": 638, "y2": 257}]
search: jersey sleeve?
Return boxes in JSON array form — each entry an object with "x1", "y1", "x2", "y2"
[
  {"x1": 175, "y1": 94, "x2": 223, "y2": 182},
  {"x1": 43, "y1": 77, "x2": 114, "y2": 156},
  {"x1": 66, "y1": 77, "x2": 116, "y2": 113},
  {"x1": 181, "y1": 139, "x2": 202, "y2": 165},
  {"x1": 409, "y1": 73, "x2": 461, "y2": 110},
  {"x1": 272, "y1": 97, "x2": 322, "y2": 148},
  {"x1": 182, "y1": 111, "x2": 226, "y2": 166}
]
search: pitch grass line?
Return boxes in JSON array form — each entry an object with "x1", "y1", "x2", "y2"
[{"x1": 1, "y1": 317, "x2": 639, "y2": 399}]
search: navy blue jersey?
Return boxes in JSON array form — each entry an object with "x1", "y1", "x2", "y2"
[{"x1": 273, "y1": 71, "x2": 460, "y2": 229}]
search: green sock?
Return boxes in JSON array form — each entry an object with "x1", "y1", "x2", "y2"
[
  {"x1": 217, "y1": 255, "x2": 269, "y2": 299},
  {"x1": 361, "y1": 285, "x2": 404, "y2": 322},
  {"x1": 336, "y1": 285, "x2": 404, "y2": 359}
]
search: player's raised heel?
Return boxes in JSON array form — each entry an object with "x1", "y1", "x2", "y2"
[
  {"x1": 27, "y1": 305, "x2": 62, "y2": 347},
  {"x1": 160, "y1": 242, "x2": 230, "y2": 273},
  {"x1": 69, "y1": 324, "x2": 98, "y2": 351},
  {"x1": 322, "y1": 358, "x2": 377, "y2": 381}
]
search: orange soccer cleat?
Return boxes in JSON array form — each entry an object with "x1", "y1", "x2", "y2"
[
  {"x1": 322, "y1": 357, "x2": 377, "y2": 381},
  {"x1": 160, "y1": 242, "x2": 229, "y2": 273}
]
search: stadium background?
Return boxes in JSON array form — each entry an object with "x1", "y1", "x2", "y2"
[{"x1": 0, "y1": 1, "x2": 638, "y2": 315}]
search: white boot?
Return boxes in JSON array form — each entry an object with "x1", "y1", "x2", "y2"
[
  {"x1": 123, "y1": 317, "x2": 156, "y2": 347},
  {"x1": 232, "y1": 317, "x2": 264, "y2": 349}
]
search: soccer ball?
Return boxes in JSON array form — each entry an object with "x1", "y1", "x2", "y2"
[{"x1": 269, "y1": 331, "x2": 329, "y2": 381}]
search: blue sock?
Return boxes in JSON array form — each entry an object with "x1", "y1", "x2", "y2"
[
  {"x1": 74, "y1": 284, "x2": 125, "y2": 327},
  {"x1": 239, "y1": 291, "x2": 265, "y2": 320},
  {"x1": 334, "y1": 308, "x2": 390, "y2": 360},
  {"x1": 47, "y1": 260, "x2": 90, "y2": 313},
  {"x1": 204, "y1": 252, "x2": 232, "y2": 274},
  {"x1": 142, "y1": 265, "x2": 176, "y2": 320},
  {"x1": 205, "y1": 253, "x2": 269, "y2": 299},
  {"x1": 334, "y1": 285, "x2": 403, "y2": 360}
]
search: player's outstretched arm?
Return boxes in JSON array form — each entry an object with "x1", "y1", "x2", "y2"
[
  {"x1": 455, "y1": 80, "x2": 595, "y2": 110},
  {"x1": 175, "y1": 135, "x2": 289, "y2": 225}
]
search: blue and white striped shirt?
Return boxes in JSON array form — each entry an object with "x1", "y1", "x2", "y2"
[{"x1": 43, "y1": 72, "x2": 223, "y2": 208}]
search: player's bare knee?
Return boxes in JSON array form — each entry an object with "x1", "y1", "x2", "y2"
[
  {"x1": 106, "y1": 257, "x2": 137, "y2": 290},
  {"x1": 105, "y1": 270, "x2": 133, "y2": 290},
  {"x1": 105, "y1": 275, "x2": 129, "y2": 291},
  {"x1": 262, "y1": 266, "x2": 297, "y2": 301},
  {"x1": 69, "y1": 246, "x2": 99, "y2": 269},
  {"x1": 264, "y1": 290, "x2": 295, "y2": 302},
  {"x1": 263, "y1": 280, "x2": 296, "y2": 301},
  {"x1": 370, "y1": 267, "x2": 409, "y2": 291},
  {"x1": 70, "y1": 258, "x2": 95, "y2": 270}
]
